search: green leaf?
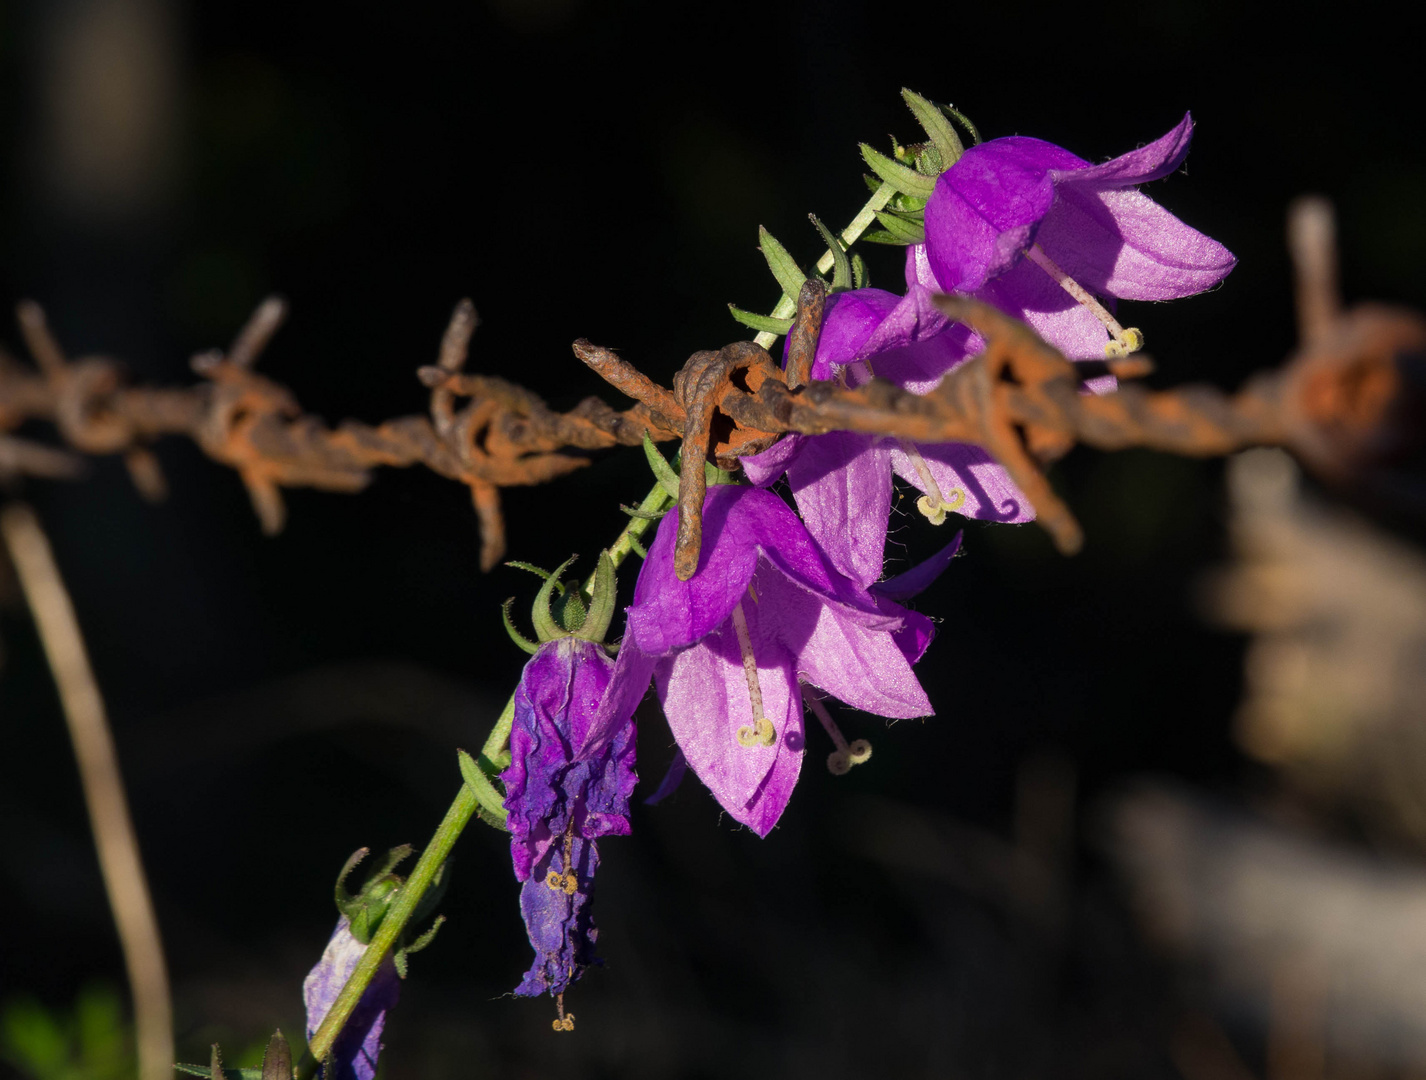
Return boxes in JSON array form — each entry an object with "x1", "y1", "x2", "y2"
[
  {"x1": 873, "y1": 210, "x2": 927, "y2": 244},
  {"x1": 556, "y1": 588, "x2": 586, "y2": 633},
  {"x1": 943, "y1": 103, "x2": 982, "y2": 145},
  {"x1": 458, "y1": 749, "x2": 510, "y2": 829},
  {"x1": 851, "y1": 252, "x2": 869, "y2": 290},
  {"x1": 505, "y1": 562, "x2": 563, "y2": 594},
  {"x1": 643, "y1": 432, "x2": 681, "y2": 499},
  {"x1": 619, "y1": 503, "x2": 668, "y2": 520},
  {"x1": 174, "y1": 1062, "x2": 262, "y2": 1080},
  {"x1": 757, "y1": 226, "x2": 806, "y2": 301},
  {"x1": 260, "y1": 1032, "x2": 292, "y2": 1080},
  {"x1": 859, "y1": 143, "x2": 936, "y2": 199},
  {"x1": 858, "y1": 228, "x2": 909, "y2": 246},
  {"x1": 531, "y1": 556, "x2": 577, "y2": 643},
  {"x1": 808, "y1": 215, "x2": 852, "y2": 291},
  {"x1": 501, "y1": 599, "x2": 538, "y2": 655},
  {"x1": 901, "y1": 89, "x2": 964, "y2": 167},
  {"x1": 728, "y1": 304, "x2": 794, "y2": 334},
  {"x1": 580, "y1": 550, "x2": 617, "y2": 643}
]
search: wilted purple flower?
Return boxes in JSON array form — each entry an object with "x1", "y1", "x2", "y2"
[
  {"x1": 622, "y1": 484, "x2": 934, "y2": 835},
  {"x1": 743, "y1": 284, "x2": 1028, "y2": 587},
  {"x1": 501, "y1": 635, "x2": 639, "y2": 998},
  {"x1": 303, "y1": 917, "x2": 400, "y2": 1080},
  {"x1": 914, "y1": 112, "x2": 1236, "y2": 359}
]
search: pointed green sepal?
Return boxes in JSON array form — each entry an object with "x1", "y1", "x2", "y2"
[
  {"x1": 809, "y1": 215, "x2": 853, "y2": 291},
  {"x1": 393, "y1": 912, "x2": 446, "y2": 978},
  {"x1": 943, "y1": 103, "x2": 981, "y2": 145},
  {"x1": 704, "y1": 461, "x2": 737, "y2": 486},
  {"x1": 578, "y1": 550, "x2": 617, "y2": 643},
  {"x1": 643, "y1": 432, "x2": 681, "y2": 499},
  {"x1": 851, "y1": 252, "x2": 870, "y2": 290},
  {"x1": 859, "y1": 228, "x2": 910, "y2": 246},
  {"x1": 628, "y1": 535, "x2": 648, "y2": 559},
  {"x1": 902, "y1": 89, "x2": 965, "y2": 168},
  {"x1": 873, "y1": 210, "x2": 927, "y2": 245},
  {"x1": 501, "y1": 599, "x2": 539, "y2": 655},
  {"x1": 458, "y1": 748, "x2": 510, "y2": 830},
  {"x1": 531, "y1": 556, "x2": 577, "y2": 642},
  {"x1": 260, "y1": 1032, "x2": 292, "y2": 1080},
  {"x1": 860, "y1": 143, "x2": 936, "y2": 199},
  {"x1": 505, "y1": 561, "x2": 565, "y2": 594},
  {"x1": 620, "y1": 503, "x2": 669, "y2": 521},
  {"x1": 728, "y1": 304, "x2": 795, "y2": 335},
  {"x1": 556, "y1": 586, "x2": 586, "y2": 634},
  {"x1": 757, "y1": 226, "x2": 806, "y2": 303}
]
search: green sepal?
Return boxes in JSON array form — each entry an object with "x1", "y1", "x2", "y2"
[
  {"x1": 943, "y1": 103, "x2": 981, "y2": 145},
  {"x1": 858, "y1": 229, "x2": 908, "y2": 246},
  {"x1": 860, "y1": 143, "x2": 936, "y2": 199},
  {"x1": 728, "y1": 304, "x2": 795, "y2": 334},
  {"x1": 501, "y1": 599, "x2": 539, "y2": 655},
  {"x1": 505, "y1": 562, "x2": 565, "y2": 594},
  {"x1": 851, "y1": 252, "x2": 869, "y2": 290},
  {"x1": 704, "y1": 461, "x2": 737, "y2": 486},
  {"x1": 531, "y1": 556, "x2": 577, "y2": 643},
  {"x1": 901, "y1": 89, "x2": 964, "y2": 168},
  {"x1": 873, "y1": 210, "x2": 927, "y2": 245},
  {"x1": 458, "y1": 748, "x2": 510, "y2": 830},
  {"x1": 643, "y1": 432, "x2": 681, "y2": 499},
  {"x1": 809, "y1": 215, "x2": 852, "y2": 291},
  {"x1": 578, "y1": 550, "x2": 617, "y2": 643},
  {"x1": 628, "y1": 535, "x2": 648, "y2": 559},
  {"x1": 393, "y1": 913, "x2": 445, "y2": 979},
  {"x1": 260, "y1": 1032, "x2": 292, "y2": 1080},
  {"x1": 335, "y1": 845, "x2": 411, "y2": 944},
  {"x1": 757, "y1": 226, "x2": 806, "y2": 303},
  {"x1": 619, "y1": 503, "x2": 668, "y2": 520},
  {"x1": 916, "y1": 145, "x2": 945, "y2": 177},
  {"x1": 555, "y1": 587, "x2": 586, "y2": 634}
]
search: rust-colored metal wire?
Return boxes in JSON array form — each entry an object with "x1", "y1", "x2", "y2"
[{"x1": 1, "y1": 200, "x2": 1422, "y2": 576}]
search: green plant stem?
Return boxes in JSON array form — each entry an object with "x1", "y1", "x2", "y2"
[{"x1": 298, "y1": 181, "x2": 892, "y2": 1073}]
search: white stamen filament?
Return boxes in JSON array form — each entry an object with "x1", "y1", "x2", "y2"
[
  {"x1": 731, "y1": 601, "x2": 776, "y2": 747},
  {"x1": 802, "y1": 685, "x2": 872, "y2": 775},
  {"x1": 896, "y1": 438, "x2": 965, "y2": 525},
  {"x1": 1025, "y1": 244, "x2": 1143, "y2": 358}
]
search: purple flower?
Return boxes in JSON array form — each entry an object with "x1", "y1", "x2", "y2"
[
  {"x1": 914, "y1": 112, "x2": 1236, "y2": 359},
  {"x1": 622, "y1": 484, "x2": 934, "y2": 836},
  {"x1": 743, "y1": 284, "x2": 1030, "y2": 587},
  {"x1": 501, "y1": 635, "x2": 639, "y2": 997},
  {"x1": 303, "y1": 917, "x2": 400, "y2": 1080}
]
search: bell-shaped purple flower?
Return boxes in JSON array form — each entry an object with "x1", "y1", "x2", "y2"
[
  {"x1": 622, "y1": 484, "x2": 935, "y2": 836},
  {"x1": 742, "y1": 284, "x2": 1029, "y2": 587},
  {"x1": 501, "y1": 635, "x2": 640, "y2": 997},
  {"x1": 303, "y1": 917, "x2": 400, "y2": 1080},
  {"x1": 914, "y1": 112, "x2": 1236, "y2": 359}
]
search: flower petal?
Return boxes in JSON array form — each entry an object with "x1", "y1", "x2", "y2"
[
  {"x1": 739, "y1": 433, "x2": 805, "y2": 487},
  {"x1": 304, "y1": 918, "x2": 400, "y2": 1080},
  {"x1": 1049, "y1": 112, "x2": 1194, "y2": 190},
  {"x1": 515, "y1": 836, "x2": 601, "y2": 997},
  {"x1": 923, "y1": 137, "x2": 1085, "y2": 293},
  {"x1": 890, "y1": 440, "x2": 1036, "y2": 523},
  {"x1": 655, "y1": 617, "x2": 803, "y2": 836},
  {"x1": 794, "y1": 288, "x2": 901, "y2": 381},
  {"x1": 871, "y1": 532, "x2": 963, "y2": 602},
  {"x1": 977, "y1": 256, "x2": 1112, "y2": 360},
  {"x1": 785, "y1": 432, "x2": 893, "y2": 588}
]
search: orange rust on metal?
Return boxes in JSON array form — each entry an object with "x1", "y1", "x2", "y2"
[{"x1": 784, "y1": 279, "x2": 827, "y2": 391}]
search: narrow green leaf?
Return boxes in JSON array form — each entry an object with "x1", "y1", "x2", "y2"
[
  {"x1": 808, "y1": 215, "x2": 852, "y2": 291},
  {"x1": 619, "y1": 504, "x2": 668, "y2": 520},
  {"x1": 209, "y1": 1045, "x2": 224, "y2": 1080},
  {"x1": 859, "y1": 143, "x2": 936, "y2": 199},
  {"x1": 728, "y1": 304, "x2": 794, "y2": 334},
  {"x1": 175, "y1": 1063, "x2": 262, "y2": 1080},
  {"x1": 642, "y1": 432, "x2": 681, "y2": 499},
  {"x1": 580, "y1": 550, "x2": 617, "y2": 643},
  {"x1": 501, "y1": 599, "x2": 538, "y2": 655},
  {"x1": 858, "y1": 228, "x2": 910, "y2": 246},
  {"x1": 901, "y1": 89, "x2": 964, "y2": 167},
  {"x1": 260, "y1": 1032, "x2": 292, "y2": 1080},
  {"x1": 531, "y1": 556, "x2": 577, "y2": 642},
  {"x1": 873, "y1": 210, "x2": 927, "y2": 244},
  {"x1": 757, "y1": 226, "x2": 806, "y2": 301},
  {"x1": 943, "y1": 103, "x2": 982, "y2": 145},
  {"x1": 504, "y1": 562, "x2": 563, "y2": 594},
  {"x1": 458, "y1": 749, "x2": 510, "y2": 829},
  {"x1": 851, "y1": 252, "x2": 869, "y2": 290}
]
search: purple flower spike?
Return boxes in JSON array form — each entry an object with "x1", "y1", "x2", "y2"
[
  {"x1": 501, "y1": 636, "x2": 640, "y2": 997},
  {"x1": 624, "y1": 485, "x2": 933, "y2": 836},
  {"x1": 916, "y1": 113, "x2": 1236, "y2": 359},
  {"x1": 303, "y1": 917, "x2": 401, "y2": 1080},
  {"x1": 742, "y1": 286, "x2": 1031, "y2": 587}
]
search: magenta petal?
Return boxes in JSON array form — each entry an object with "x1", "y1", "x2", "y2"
[
  {"x1": 796, "y1": 288, "x2": 901, "y2": 382},
  {"x1": 1041, "y1": 186, "x2": 1237, "y2": 301},
  {"x1": 579, "y1": 636, "x2": 655, "y2": 758},
  {"x1": 752, "y1": 569, "x2": 932, "y2": 719},
  {"x1": 871, "y1": 532, "x2": 963, "y2": 602},
  {"x1": 785, "y1": 433, "x2": 893, "y2": 588},
  {"x1": 890, "y1": 440, "x2": 1036, "y2": 523},
  {"x1": 654, "y1": 618, "x2": 803, "y2": 836},
  {"x1": 304, "y1": 918, "x2": 400, "y2": 1080},
  {"x1": 1050, "y1": 113, "x2": 1194, "y2": 190},
  {"x1": 978, "y1": 257, "x2": 1112, "y2": 360},
  {"x1": 626, "y1": 488, "x2": 761, "y2": 654},
  {"x1": 923, "y1": 137, "x2": 1083, "y2": 293},
  {"x1": 739, "y1": 433, "x2": 805, "y2": 487}
]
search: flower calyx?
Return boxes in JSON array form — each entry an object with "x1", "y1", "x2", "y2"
[
  {"x1": 502, "y1": 551, "x2": 619, "y2": 652},
  {"x1": 332, "y1": 846, "x2": 448, "y2": 977}
]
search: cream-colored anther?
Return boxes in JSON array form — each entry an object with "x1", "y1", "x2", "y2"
[
  {"x1": 1025, "y1": 244, "x2": 1142, "y2": 358},
  {"x1": 897, "y1": 439, "x2": 966, "y2": 525},
  {"x1": 803, "y1": 686, "x2": 872, "y2": 775},
  {"x1": 731, "y1": 601, "x2": 776, "y2": 749},
  {"x1": 552, "y1": 994, "x2": 576, "y2": 1032}
]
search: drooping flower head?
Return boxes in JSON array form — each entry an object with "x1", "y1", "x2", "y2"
[
  {"x1": 915, "y1": 112, "x2": 1236, "y2": 359},
  {"x1": 622, "y1": 483, "x2": 938, "y2": 835}
]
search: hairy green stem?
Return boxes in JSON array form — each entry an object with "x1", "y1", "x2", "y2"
[{"x1": 298, "y1": 180, "x2": 894, "y2": 1072}]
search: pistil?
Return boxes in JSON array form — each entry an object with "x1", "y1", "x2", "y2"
[
  {"x1": 802, "y1": 685, "x2": 872, "y2": 775},
  {"x1": 731, "y1": 600, "x2": 777, "y2": 747},
  {"x1": 1025, "y1": 244, "x2": 1144, "y2": 358},
  {"x1": 896, "y1": 438, "x2": 966, "y2": 525}
]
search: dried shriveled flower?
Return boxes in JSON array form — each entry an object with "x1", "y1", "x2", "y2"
[{"x1": 623, "y1": 484, "x2": 935, "y2": 835}]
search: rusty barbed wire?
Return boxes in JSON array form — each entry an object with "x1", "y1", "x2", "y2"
[{"x1": 1, "y1": 201, "x2": 1421, "y2": 577}]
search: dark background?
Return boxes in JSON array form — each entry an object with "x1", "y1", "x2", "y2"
[{"x1": 1, "y1": 1, "x2": 1422, "y2": 1076}]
